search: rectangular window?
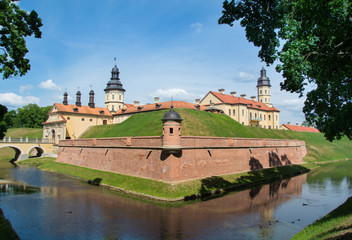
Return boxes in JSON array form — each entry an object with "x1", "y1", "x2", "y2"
[
  {"x1": 228, "y1": 109, "x2": 231, "y2": 116},
  {"x1": 242, "y1": 109, "x2": 244, "y2": 116},
  {"x1": 269, "y1": 115, "x2": 271, "y2": 120},
  {"x1": 169, "y1": 128, "x2": 173, "y2": 135},
  {"x1": 233, "y1": 109, "x2": 235, "y2": 116},
  {"x1": 264, "y1": 115, "x2": 266, "y2": 120}
]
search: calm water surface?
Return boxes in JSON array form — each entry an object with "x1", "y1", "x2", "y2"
[{"x1": 0, "y1": 160, "x2": 351, "y2": 240}]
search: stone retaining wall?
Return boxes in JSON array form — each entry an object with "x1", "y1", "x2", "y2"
[{"x1": 57, "y1": 136, "x2": 306, "y2": 183}]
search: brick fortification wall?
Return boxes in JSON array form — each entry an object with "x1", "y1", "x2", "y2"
[{"x1": 57, "y1": 136, "x2": 306, "y2": 183}]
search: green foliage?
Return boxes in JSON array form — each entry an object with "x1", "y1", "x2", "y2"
[
  {"x1": 219, "y1": 0, "x2": 352, "y2": 141},
  {"x1": 0, "y1": 104, "x2": 7, "y2": 139},
  {"x1": 5, "y1": 104, "x2": 51, "y2": 128},
  {"x1": 0, "y1": 0, "x2": 43, "y2": 79},
  {"x1": 3, "y1": 110, "x2": 16, "y2": 128}
]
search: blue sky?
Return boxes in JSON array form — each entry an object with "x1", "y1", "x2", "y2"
[{"x1": 0, "y1": 0, "x2": 307, "y2": 124}]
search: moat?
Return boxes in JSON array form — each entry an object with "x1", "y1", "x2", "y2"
[{"x1": 0, "y1": 160, "x2": 351, "y2": 240}]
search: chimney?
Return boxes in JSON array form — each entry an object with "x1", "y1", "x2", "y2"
[
  {"x1": 154, "y1": 97, "x2": 159, "y2": 104},
  {"x1": 134, "y1": 101, "x2": 140, "y2": 107},
  {"x1": 75, "y1": 91, "x2": 81, "y2": 107},
  {"x1": 230, "y1": 91, "x2": 237, "y2": 97},
  {"x1": 296, "y1": 123, "x2": 299, "y2": 126},
  {"x1": 63, "y1": 92, "x2": 68, "y2": 105},
  {"x1": 251, "y1": 96, "x2": 256, "y2": 101},
  {"x1": 287, "y1": 122, "x2": 291, "y2": 125},
  {"x1": 195, "y1": 99, "x2": 200, "y2": 105},
  {"x1": 218, "y1": 88, "x2": 225, "y2": 94},
  {"x1": 88, "y1": 90, "x2": 95, "y2": 108},
  {"x1": 240, "y1": 94, "x2": 246, "y2": 99}
]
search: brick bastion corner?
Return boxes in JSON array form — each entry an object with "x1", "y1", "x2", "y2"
[{"x1": 56, "y1": 136, "x2": 307, "y2": 183}]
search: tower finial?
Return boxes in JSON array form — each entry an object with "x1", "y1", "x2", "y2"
[
  {"x1": 114, "y1": 57, "x2": 117, "y2": 65},
  {"x1": 171, "y1": 96, "x2": 174, "y2": 108}
]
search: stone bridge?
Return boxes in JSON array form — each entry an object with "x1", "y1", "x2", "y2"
[{"x1": 0, "y1": 137, "x2": 57, "y2": 161}]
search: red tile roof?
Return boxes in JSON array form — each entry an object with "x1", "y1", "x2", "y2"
[
  {"x1": 282, "y1": 124, "x2": 320, "y2": 133},
  {"x1": 208, "y1": 91, "x2": 280, "y2": 112},
  {"x1": 114, "y1": 101, "x2": 206, "y2": 115},
  {"x1": 50, "y1": 103, "x2": 112, "y2": 116}
]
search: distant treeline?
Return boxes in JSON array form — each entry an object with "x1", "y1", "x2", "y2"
[{"x1": 3, "y1": 104, "x2": 51, "y2": 129}]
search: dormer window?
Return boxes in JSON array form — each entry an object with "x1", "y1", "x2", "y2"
[
  {"x1": 99, "y1": 110, "x2": 105, "y2": 115},
  {"x1": 155, "y1": 103, "x2": 162, "y2": 109},
  {"x1": 73, "y1": 108, "x2": 79, "y2": 112}
]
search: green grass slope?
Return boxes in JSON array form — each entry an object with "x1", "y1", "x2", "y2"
[
  {"x1": 5, "y1": 128, "x2": 43, "y2": 138},
  {"x1": 81, "y1": 108, "x2": 352, "y2": 162}
]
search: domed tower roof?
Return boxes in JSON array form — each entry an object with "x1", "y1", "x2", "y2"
[
  {"x1": 257, "y1": 67, "x2": 271, "y2": 87},
  {"x1": 104, "y1": 65, "x2": 126, "y2": 92},
  {"x1": 162, "y1": 106, "x2": 183, "y2": 123}
]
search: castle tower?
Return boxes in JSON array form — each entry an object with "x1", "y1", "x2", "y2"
[
  {"x1": 104, "y1": 64, "x2": 125, "y2": 113},
  {"x1": 88, "y1": 90, "x2": 95, "y2": 108},
  {"x1": 75, "y1": 91, "x2": 81, "y2": 107},
  {"x1": 162, "y1": 106, "x2": 183, "y2": 154},
  {"x1": 63, "y1": 92, "x2": 68, "y2": 105},
  {"x1": 257, "y1": 67, "x2": 272, "y2": 107}
]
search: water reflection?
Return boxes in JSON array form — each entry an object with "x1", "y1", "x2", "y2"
[
  {"x1": 0, "y1": 182, "x2": 40, "y2": 195},
  {"x1": 0, "y1": 161, "x2": 351, "y2": 240}
]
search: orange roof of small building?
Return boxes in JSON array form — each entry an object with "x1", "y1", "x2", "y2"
[
  {"x1": 114, "y1": 101, "x2": 207, "y2": 115},
  {"x1": 50, "y1": 103, "x2": 112, "y2": 116},
  {"x1": 207, "y1": 91, "x2": 280, "y2": 112},
  {"x1": 282, "y1": 124, "x2": 320, "y2": 133}
]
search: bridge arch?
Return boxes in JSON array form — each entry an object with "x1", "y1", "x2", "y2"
[
  {"x1": 27, "y1": 145, "x2": 46, "y2": 158},
  {"x1": 0, "y1": 144, "x2": 47, "y2": 161},
  {"x1": 0, "y1": 145, "x2": 23, "y2": 161}
]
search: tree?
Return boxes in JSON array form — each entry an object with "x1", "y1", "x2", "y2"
[
  {"x1": 3, "y1": 109, "x2": 17, "y2": 128},
  {"x1": 15, "y1": 104, "x2": 50, "y2": 128},
  {"x1": 0, "y1": 104, "x2": 8, "y2": 139},
  {"x1": 0, "y1": 0, "x2": 42, "y2": 79},
  {"x1": 219, "y1": 0, "x2": 352, "y2": 141}
]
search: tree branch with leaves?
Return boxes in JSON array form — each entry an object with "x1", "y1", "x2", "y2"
[
  {"x1": 0, "y1": 0, "x2": 42, "y2": 79},
  {"x1": 219, "y1": 0, "x2": 352, "y2": 141}
]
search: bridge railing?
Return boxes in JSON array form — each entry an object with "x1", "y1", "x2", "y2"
[{"x1": 1, "y1": 137, "x2": 51, "y2": 143}]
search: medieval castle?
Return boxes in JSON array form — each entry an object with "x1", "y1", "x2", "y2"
[{"x1": 43, "y1": 64, "x2": 280, "y2": 143}]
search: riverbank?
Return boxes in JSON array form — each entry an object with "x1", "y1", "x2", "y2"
[
  {"x1": 18, "y1": 157, "x2": 311, "y2": 201},
  {"x1": 0, "y1": 208, "x2": 20, "y2": 240},
  {"x1": 292, "y1": 196, "x2": 352, "y2": 239}
]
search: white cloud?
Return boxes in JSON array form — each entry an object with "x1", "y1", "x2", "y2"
[
  {"x1": 39, "y1": 79, "x2": 61, "y2": 91},
  {"x1": 0, "y1": 93, "x2": 40, "y2": 107},
  {"x1": 236, "y1": 71, "x2": 256, "y2": 82},
  {"x1": 151, "y1": 88, "x2": 199, "y2": 102},
  {"x1": 154, "y1": 88, "x2": 189, "y2": 98},
  {"x1": 19, "y1": 84, "x2": 33, "y2": 94},
  {"x1": 190, "y1": 22, "x2": 203, "y2": 33},
  {"x1": 276, "y1": 98, "x2": 305, "y2": 111}
]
